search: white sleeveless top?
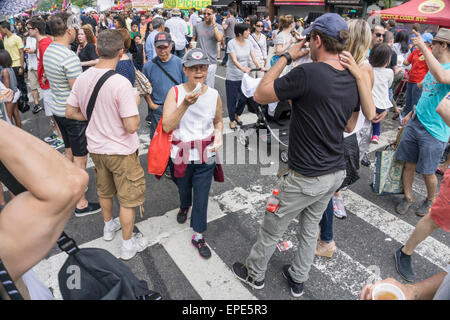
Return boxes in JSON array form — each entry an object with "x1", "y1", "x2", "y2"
[{"x1": 170, "y1": 84, "x2": 218, "y2": 161}]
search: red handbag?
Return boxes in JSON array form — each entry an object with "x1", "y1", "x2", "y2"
[{"x1": 147, "y1": 86, "x2": 177, "y2": 176}]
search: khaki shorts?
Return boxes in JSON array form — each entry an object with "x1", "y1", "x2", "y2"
[
  {"x1": 28, "y1": 69, "x2": 39, "y2": 91},
  {"x1": 91, "y1": 152, "x2": 146, "y2": 208}
]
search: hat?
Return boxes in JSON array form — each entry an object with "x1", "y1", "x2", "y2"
[
  {"x1": 171, "y1": 8, "x2": 181, "y2": 16},
  {"x1": 182, "y1": 48, "x2": 211, "y2": 67},
  {"x1": 302, "y1": 13, "x2": 348, "y2": 42},
  {"x1": 421, "y1": 32, "x2": 434, "y2": 44},
  {"x1": 434, "y1": 28, "x2": 450, "y2": 43},
  {"x1": 154, "y1": 32, "x2": 172, "y2": 47}
]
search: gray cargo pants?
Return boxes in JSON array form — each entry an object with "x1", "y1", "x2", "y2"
[{"x1": 245, "y1": 168, "x2": 345, "y2": 284}]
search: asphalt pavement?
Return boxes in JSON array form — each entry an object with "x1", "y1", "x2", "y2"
[{"x1": 6, "y1": 63, "x2": 449, "y2": 301}]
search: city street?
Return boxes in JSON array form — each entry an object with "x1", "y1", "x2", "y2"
[{"x1": 14, "y1": 63, "x2": 450, "y2": 300}]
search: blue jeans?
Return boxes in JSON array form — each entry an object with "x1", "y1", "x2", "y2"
[
  {"x1": 221, "y1": 38, "x2": 231, "y2": 65},
  {"x1": 405, "y1": 82, "x2": 422, "y2": 116},
  {"x1": 371, "y1": 107, "x2": 385, "y2": 137},
  {"x1": 149, "y1": 104, "x2": 163, "y2": 140},
  {"x1": 225, "y1": 79, "x2": 246, "y2": 122},
  {"x1": 319, "y1": 198, "x2": 334, "y2": 243},
  {"x1": 174, "y1": 48, "x2": 185, "y2": 58},
  {"x1": 169, "y1": 157, "x2": 216, "y2": 233}
]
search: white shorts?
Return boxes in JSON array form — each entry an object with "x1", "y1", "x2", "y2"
[
  {"x1": 206, "y1": 64, "x2": 217, "y2": 88},
  {"x1": 42, "y1": 89, "x2": 54, "y2": 117}
]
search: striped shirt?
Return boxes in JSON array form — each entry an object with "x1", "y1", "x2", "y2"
[{"x1": 43, "y1": 43, "x2": 82, "y2": 117}]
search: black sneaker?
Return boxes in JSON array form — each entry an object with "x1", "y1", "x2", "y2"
[
  {"x1": 191, "y1": 236, "x2": 211, "y2": 259},
  {"x1": 177, "y1": 207, "x2": 189, "y2": 224},
  {"x1": 394, "y1": 246, "x2": 415, "y2": 282},
  {"x1": 32, "y1": 104, "x2": 43, "y2": 114},
  {"x1": 361, "y1": 153, "x2": 371, "y2": 167},
  {"x1": 232, "y1": 262, "x2": 265, "y2": 289},
  {"x1": 74, "y1": 202, "x2": 102, "y2": 217},
  {"x1": 282, "y1": 265, "x2": 304, "y2": 298}
]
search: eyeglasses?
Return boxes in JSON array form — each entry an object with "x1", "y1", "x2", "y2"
[
  {"x1": 431, "y1": 40, "x2": 444, "y2": 46},
  {"x1": 204, "y1": 13, "x2": 212, "y2": 16},
  {"x1": 256, "y1": 24, "x2": 263, "y2": 27},
  {"x1": 188, "y1": 65, "x2": 208, "y2": 71},
  {"x1": 375, "y1": 33, "x2": 385, "y2": 38}
]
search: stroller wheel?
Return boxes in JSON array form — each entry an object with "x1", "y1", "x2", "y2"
[
  {"x1": 238, "y1": 129, "x2": 249, "y2": 148},
  {"x1": 280, "y1": 150, "x2": 288, "y2": 163}
]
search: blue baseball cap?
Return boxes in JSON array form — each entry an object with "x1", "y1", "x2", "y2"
[
  {"x1": 421, "y1": 32, "x2": 434, "y2": 44},
  {"x1": 302, "y1": 13, "x2": 348, "y2": 42}
]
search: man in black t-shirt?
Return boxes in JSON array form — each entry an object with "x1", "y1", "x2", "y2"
[{"x1": 232, "y1": 13, "x2": 361, "y2": 297}]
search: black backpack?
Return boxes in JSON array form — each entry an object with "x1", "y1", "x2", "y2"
[{"x1": 0, "y1": 232, "x2": 162, "y2": 300}]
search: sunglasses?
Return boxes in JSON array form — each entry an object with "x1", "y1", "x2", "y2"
[
  {"x1": 376, "y1": 33, "x2": 384, "y2": 38},
  {"x1": 256, "y1": 24, "x2": 263, "y2": 27},
  {"x1": 204, "y1": 13, "x2": 213, "y2": 16}
]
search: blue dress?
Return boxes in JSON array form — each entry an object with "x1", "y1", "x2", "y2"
[{"x1": 115, "y1": 59, "x2": 136, "y2": 85}]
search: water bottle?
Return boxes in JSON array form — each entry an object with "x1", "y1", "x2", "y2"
[{"x1": 266, "y1": 189, "x2": 280, "y2": 213}]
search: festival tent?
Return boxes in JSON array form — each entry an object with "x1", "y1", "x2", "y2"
[
  {"x1": 110, "y1": 3, "x2": 126, "y2": 11},
  {"x1": 373, "y1": 0, "x2": 450, "y2": 28}
]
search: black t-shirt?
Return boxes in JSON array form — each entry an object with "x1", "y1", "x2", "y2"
[
  {"x1": 274, "y1": 62, "x2": 360, "y2": 177},
  {"x1": 78, "y1": 43, "x2": 99, "y2": 72},
  {"x1": 389, "y1": 51, "x2": 398, "y2": 70}
]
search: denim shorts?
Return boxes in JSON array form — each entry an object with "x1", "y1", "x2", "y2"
[{"x1": 395, "y1": 117, "x2": 447, "y2": 174}]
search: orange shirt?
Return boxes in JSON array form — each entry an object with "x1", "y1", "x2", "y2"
[{"x1": 407, "y1": 48, "x2": 431, "y2": 83}]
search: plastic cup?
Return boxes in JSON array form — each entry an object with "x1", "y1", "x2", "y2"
[
  {"x1": 372, "y1": 283, "x2": 405, "y2": 300},
  {"x1": 191, "y1": 41, "x2": 197, "y2": 48}
]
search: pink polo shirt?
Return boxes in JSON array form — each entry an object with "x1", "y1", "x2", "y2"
[{"x1": 67, "y1": 67, "x2": 139, "y2": 155}]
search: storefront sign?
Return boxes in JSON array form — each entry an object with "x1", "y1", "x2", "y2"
[{"x1": 163, "y1": 0, "x2": 211, "y2": 9}]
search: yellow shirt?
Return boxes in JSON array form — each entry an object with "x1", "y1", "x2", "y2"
[{"x1": 4, "y1": 34, "x2": 23, "y2": 68}]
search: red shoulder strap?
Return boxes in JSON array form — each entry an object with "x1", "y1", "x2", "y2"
[{"x1": 174, "y1": 86, "x2": 178, "y2": 103}]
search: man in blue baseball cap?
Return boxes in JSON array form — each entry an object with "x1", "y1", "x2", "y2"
[{"x1": 232, "y1": 13, "x2": 375, "y2": 297}]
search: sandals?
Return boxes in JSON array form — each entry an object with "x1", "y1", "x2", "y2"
[
  {"x1": 229, "y1": 121, "x2": 237, "y2": 131},
  {"x1": 235, "y1": 115, "x2": 243, "y2": 126}
]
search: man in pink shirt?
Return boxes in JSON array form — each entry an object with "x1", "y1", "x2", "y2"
[{"x1": 66, "y1": 29, "x2": 147, "y2": 261}]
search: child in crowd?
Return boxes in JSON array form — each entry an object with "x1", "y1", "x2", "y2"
[
  {"x1": 132, "y1": 34, "x2": 145, "y2": 71},
  {"x1": 0, "y1": 50, "x2": 20, "y2": 128},
  {"x1": 369, "y1": 43, "x2": 394, "y2": 144}
]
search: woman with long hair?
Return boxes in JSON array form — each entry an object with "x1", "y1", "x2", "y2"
[
  {"x1": 272, "y1": 15, "x2": 294, "y2": 69},
  {"x1": 248, "y1": 16, "x2": 267, "y2": 79},
  {"x1": 77, "y1": 25, "x2": 99, "y2": 72},
  {"x1": 316, "y1": 19, "x2": 377, "y2": 258},
  {"x1": 0, "y1": 50, "x2": 20, "y2": 128}
]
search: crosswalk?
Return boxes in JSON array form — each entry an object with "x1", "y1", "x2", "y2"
[{"x1": 32, "y1": 117, "x2": 450, "y2": 300}]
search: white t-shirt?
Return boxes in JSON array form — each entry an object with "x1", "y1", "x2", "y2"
[
  {"x1": 25, "y1": 37, "x2": 38, "y2": 71},
  {"x1": 165, "y1": 17, "x2": 188, "y2": 51},
  {"x1": 372, "y1": 67, "x2": 394, "y2": 110}
]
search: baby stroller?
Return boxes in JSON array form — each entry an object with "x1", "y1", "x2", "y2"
[
  {"x1": 393, "y1": 69, "x2": 409, "y2": 109},
  {"x1": 238, "y1": 72, "x2": 290, "y2": 163}
]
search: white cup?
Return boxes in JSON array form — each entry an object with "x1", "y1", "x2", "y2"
[
  {"x1": 372, "y1": 283, "x2": 405, "y2": 300},
  {"x1": 191, "y1": 41, "x2": 197, "y2": 49}
]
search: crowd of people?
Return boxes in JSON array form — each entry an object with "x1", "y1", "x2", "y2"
[{"x1": 0, "y1": 5, "x2": 449, "y2": 300}]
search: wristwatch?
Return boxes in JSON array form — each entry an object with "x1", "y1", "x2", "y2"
[{"x1": 280, "y1": 52, "x2": 292, "y2": 65}]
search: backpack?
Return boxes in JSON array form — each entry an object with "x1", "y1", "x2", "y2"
[
  {"x1": 57, "y1": 232, "x2": 162, "y2": 300},
  {"x1": 0, "y1": 232, "x2": 162, "y2": 300}
]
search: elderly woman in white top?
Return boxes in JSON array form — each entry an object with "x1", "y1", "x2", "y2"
[
  {"x1": 248, "y1": 16, "x2": 267, "y2": 79},
  {"x1": 162, "y1": 48, "x2": 223, "y2": 260}
]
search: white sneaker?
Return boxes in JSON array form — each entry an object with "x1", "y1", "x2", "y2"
[
  {"x1": 103, "y1": 217, "x2": 121, "y2": 241},
  {"x1": 120, "y1": 233, "x2": 148, "y2": 261}
]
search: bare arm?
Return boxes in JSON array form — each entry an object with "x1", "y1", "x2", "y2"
[
  {"x1": 250, "y1": 50, "x2": 263, "y2": 70},
  {"x1": 229, "y1": 52, "x2": 250, "y2": 73},
  {"x1": 1, "y1": 69, "x2": 10, "y2": 89},
  {"x1": 213, "y1": 24, "x2": 224, "y2": 43},
  {"x1": 412, "y1": 30, "x2": 450, "y2": 84},
  {"x1": 68, "y1": 78, "x2": 77, "y2": 89},
  {"x1": 344, "y1": 112, "x2": 359, "y2": 133},
  {"x1": 122, "y1": 114, "x2": 140, "y2": 134},
  {"x1": 80, "y1": 59, "x2": 99, "y2": 67},
  {"x1": 339, "y1": 51, "x2": 377, "y2": 121},
  {"x1": 436, "y1": 93, "x2": 450, "y2": 127},
  {"x1": 65, "y1": 104, "x2": 87, "y2": 121},
  {"x1": 0, "y1": 120, "x2": 88, "y2": 284},
  {"x1": 210, "y1": 95, "x2": 224, "y2": 152}
]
